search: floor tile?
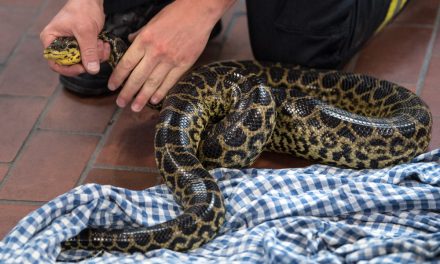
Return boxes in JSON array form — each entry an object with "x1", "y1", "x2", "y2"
[
  {"x1": 252, "y1": 152, "x2": 315, "y2": 169},
  {"x1": 0, "y1": 0, "x2": 43, "y2": 9},
  {"x1": 434, "y1": 28, "x2": 440, "y2": 57},
  {"x1": 421, "y1": 56, "x2": 440, "y2": 116},
  {"x1": 0, "y1": 8, "x2": 35, "y2": 64},
  {"x1": 0, "y1": 97, "x2": 46, "y2": 162},
  {"x1": 196, "y1": 43, "x2": 221, "y2": 66},
  {"x1": 420, "y1": 37, "x2": 439, "y2": 149},
  {"x1": 40, "y1": 89, "x2": 117, "y2": 133},
  {"x1": 209, "y1": 0, "x2": 245, "y2": 44},
  {"x1": 198, "y1": 2, "x2": 249, "y2": 66},
  {"x1": 0, "y1": 131, "x2": 99, "y2": 201},
  {"x1": 0, "y1": 203, "x2": 39, "y2": 239},
  {"x1": 96, "y1": 107, "x2": 159, "y2": 168},
  {"x1": 0, "y1": 165, "x2": 8, "y2": 182},
  {"x1": 394, "y1": 0, "x2": 439, "y2": 25},
  {"x1": 0, "y1": 37, "x2": 58, "y2": 97},
  {"x1": 218, "y1": 14, "x2": 253, "y2": 60},
  {"x1": 28, "y1": 0, "x2": 67, "y2": 36},
  {"x1": 429, "y1": 117, "x2": 440, "y2": 150},
  {"x1": 355, "y1": 25, "x2": 432, "y2": 85},
  {"x1": 83, "y1": 168, "x2": 162, "y2": 190}
]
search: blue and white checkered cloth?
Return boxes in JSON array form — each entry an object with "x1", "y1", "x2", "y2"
[{"x1": 1, "y1": 149, "x2": 440, "y2": 263}]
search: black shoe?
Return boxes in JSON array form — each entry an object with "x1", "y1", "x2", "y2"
[
  {"x1": 61, "y1": 2, "x2": 222, "y2": 97},
  {"x1": 61, "y1": 3, "x2": 160, "y2": 96},
  {"x1": 60, "y1": 63, "x2": 114, "y2": 96}
]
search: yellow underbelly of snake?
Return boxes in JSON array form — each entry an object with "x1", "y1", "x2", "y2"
[{"x1": 44, "y1": 32, "x2": 432, "y2": 253}]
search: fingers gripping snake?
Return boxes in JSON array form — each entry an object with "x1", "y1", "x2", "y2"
[{"x1": 44, "y1": 32, "x2": 432, "y2": 253}]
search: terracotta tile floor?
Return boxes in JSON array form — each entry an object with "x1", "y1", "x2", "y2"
[{"x1": 0, "y1": 0, "x2": 439, "y2": 239}]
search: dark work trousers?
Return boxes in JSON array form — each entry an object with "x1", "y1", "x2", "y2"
[
  {"x1": 104, "y1": 0, "x2": 152, "y2": 14},
  {"x1": 246, "y1": 0, "x2": 408, "y2": 69},
  {"x1": 105, "y1": 0, "x2": 409, "y2": 69}
]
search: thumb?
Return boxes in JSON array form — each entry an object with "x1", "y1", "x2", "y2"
[{"x1": 76, "y1": 30, "x2": 100, "y2": 74}]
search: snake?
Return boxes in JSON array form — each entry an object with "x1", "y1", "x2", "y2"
[{"x1": 43, "y1": 32, "x2": 432, "y2": 253}]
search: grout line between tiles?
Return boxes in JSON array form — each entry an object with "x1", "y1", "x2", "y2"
[
  {"x1": 38, "y1": 127, "x2": 103, "y2": 137},
  {"x1": 74, "y1": 108, "x2": 124, "y2": 186},
  {"x1": 0, "y1": 23, "x2": 28, "y2": 74},
  {"x1": 0, "y1": 94, "x2": 48, "y2": 100},
  {"x1": 415, "y1": 3, "x2": 440, "y2": 96},
  {"x1": 92, "y1": 164, "x2": 160, "y2": 174},
  {"x1": 0, "y1": 199, "x2": 46, "y2": 206},
  {"x1": 0, "y1": 84, "x2": 63, "y2": 191}
]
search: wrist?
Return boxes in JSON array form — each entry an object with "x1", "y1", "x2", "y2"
[
  {"x1": 179, "y1": 0, "x2": 236, "y2": 25},
  {"x1": 66, "y1": 0, "x2": 104, "y2": 9},
  {"x1": 68, "y1": 0, "x2": 103, "y2": 4}
]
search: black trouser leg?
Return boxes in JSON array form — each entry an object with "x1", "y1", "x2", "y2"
[
  {"x1": 104, "y1": 0, "x2": 152, "y2": 14},
  {"x1": 103, "y1": 0, "x2": 220, "y2": 40},
  {"x1": 245, "y1": 0, "x2": 397, "y2": 69},
  {"x1": 103, "y1": 0, "x2": 173, "y2": 42}
]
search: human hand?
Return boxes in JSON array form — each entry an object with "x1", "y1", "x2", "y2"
[
  {"x1": 108, "y1": 0, "x2": 235, "y2": 112},
  {"x1": 40, "y1": 0, "x2": 110, "y2": 76}
]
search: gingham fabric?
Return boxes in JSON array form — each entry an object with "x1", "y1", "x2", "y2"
[{"x1": 1, "y1": 149, "x2": 440, "y2": 263}]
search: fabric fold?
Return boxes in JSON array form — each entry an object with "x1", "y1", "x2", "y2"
[{"x1": 1, "y1": 149, "x2": 439, "y2": 263}]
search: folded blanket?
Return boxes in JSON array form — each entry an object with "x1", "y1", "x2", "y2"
[{"x1": 1, "y1": 149, "x2": 439, "y2": 263}]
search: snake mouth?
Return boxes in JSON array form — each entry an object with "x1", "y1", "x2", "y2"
[
  {"x1": 43, "y1": 49, "x2": 81, "y2": 66},
  {"x1": 43, "y1": 50, "x2": 55, "y2": 60}
]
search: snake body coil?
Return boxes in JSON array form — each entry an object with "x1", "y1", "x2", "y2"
[{"x1": 44, "y1": 33, "x2": 432, "y2": 253}]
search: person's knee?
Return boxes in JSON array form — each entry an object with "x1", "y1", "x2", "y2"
[{"x1": 245, "y1": 0, "x2": 393, "y2": 69}]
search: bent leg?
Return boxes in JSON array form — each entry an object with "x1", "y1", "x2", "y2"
[
  {"x1": 104, "y1": 0, "x2": 153, "y2": 14},
  {"x1": 246, "y1": 0, "x2": 410, "y2": 69}
]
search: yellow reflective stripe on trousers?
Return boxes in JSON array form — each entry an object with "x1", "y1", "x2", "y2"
[{"x1": 376, "y1": 0, "x2": 408, "y2": 33}]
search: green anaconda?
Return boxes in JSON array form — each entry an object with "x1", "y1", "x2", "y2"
[{"x1": 44, "y1": 32, "x2": 432, "y2": 253}]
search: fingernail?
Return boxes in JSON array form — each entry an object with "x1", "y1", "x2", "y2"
[
  {"x1": 132, "y1": 103, "x2": 142, "y2": 112},
  {"x1": 87, "y1": 62, "x2": 99, "y2": 73},
  {"x1": 150, "y1": 97, "x2": 158, "y2": 105},
  {"x1": 108, "y1": 83, "x2": 116, "y2": 91},
  {"x1": 116, "y1": 97, "x2": 126, "y2": 108}
]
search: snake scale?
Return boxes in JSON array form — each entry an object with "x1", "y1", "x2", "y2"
[{"x1": 44, "y1": 32, "x2": 432, "y2": 253}]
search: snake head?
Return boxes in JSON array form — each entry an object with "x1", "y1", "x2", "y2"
[{"x1": 43, "y1": 36, "x2": 81, "y2": 66}]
